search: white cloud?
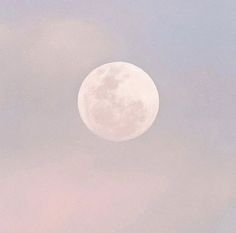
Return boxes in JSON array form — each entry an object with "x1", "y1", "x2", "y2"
[
  {"x1": 0, "y1": 18, "x2": 115, "y2": 106},
  {"x1": 0, "y1": 17, "x2": 117, "y2": 147}
]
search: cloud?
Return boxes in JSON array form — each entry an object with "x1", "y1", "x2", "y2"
[
  {"x1": 0, "y1": 17, "x2": 114, "y2": 104},
  {"x1": 0, "y1": 145, "x2": 235, "y2": 233},
  {"x1": 0, "y1": 156, "x2": 168, "y2": 233},
  {"x1": 0, "y1": 17, "x2": 116, "y2": 150}
]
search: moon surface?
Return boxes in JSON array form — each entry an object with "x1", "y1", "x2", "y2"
[{"x1": 78, "y1": 62, "x2": 159, "y2": 142}]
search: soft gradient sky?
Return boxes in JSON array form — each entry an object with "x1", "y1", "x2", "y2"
[{"x1": 0, "y1": 1, "x2": 235, "y2": 233}]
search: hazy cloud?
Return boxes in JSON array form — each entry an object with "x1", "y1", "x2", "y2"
[{"x1": 0, "y1": 17, "x2": 116, "y2": 151}]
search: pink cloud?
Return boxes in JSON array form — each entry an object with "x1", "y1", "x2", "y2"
[{"x1": 0, "y1": 157, "x2": 168, "y2": 233}]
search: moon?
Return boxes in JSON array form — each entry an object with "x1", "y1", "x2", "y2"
[{"x1": 78, "y1": 62, "x2": 159, "y2": 142}]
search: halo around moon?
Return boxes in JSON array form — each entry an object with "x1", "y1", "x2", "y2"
[{"x1": 78, "y1": 62, "x2": 159, "y2": 142}]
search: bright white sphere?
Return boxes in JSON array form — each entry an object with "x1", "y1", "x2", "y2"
[{"x1": 78, "y1": 62, "x2": 159, "y2": 142}]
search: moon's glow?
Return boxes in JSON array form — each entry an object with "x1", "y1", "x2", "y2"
[{"x1": 78, "y1": 62, "x2": 159, "y2": 141}]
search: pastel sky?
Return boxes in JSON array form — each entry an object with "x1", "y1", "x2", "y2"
[{"x1": 0, "y1": 1, "x2": 235, "y2": 233}]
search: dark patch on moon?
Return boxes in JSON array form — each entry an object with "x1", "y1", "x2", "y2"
[
  {"x1": 90, "y1": 88, "x2": 147, "y2": 140},
  {"x1": 93, "y1": 67, "x2": 124, "y2": 100}
]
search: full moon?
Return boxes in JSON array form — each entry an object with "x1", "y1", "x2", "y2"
[{"x1": 78, "y1": 62, "x2": 159, "y2": 142}]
